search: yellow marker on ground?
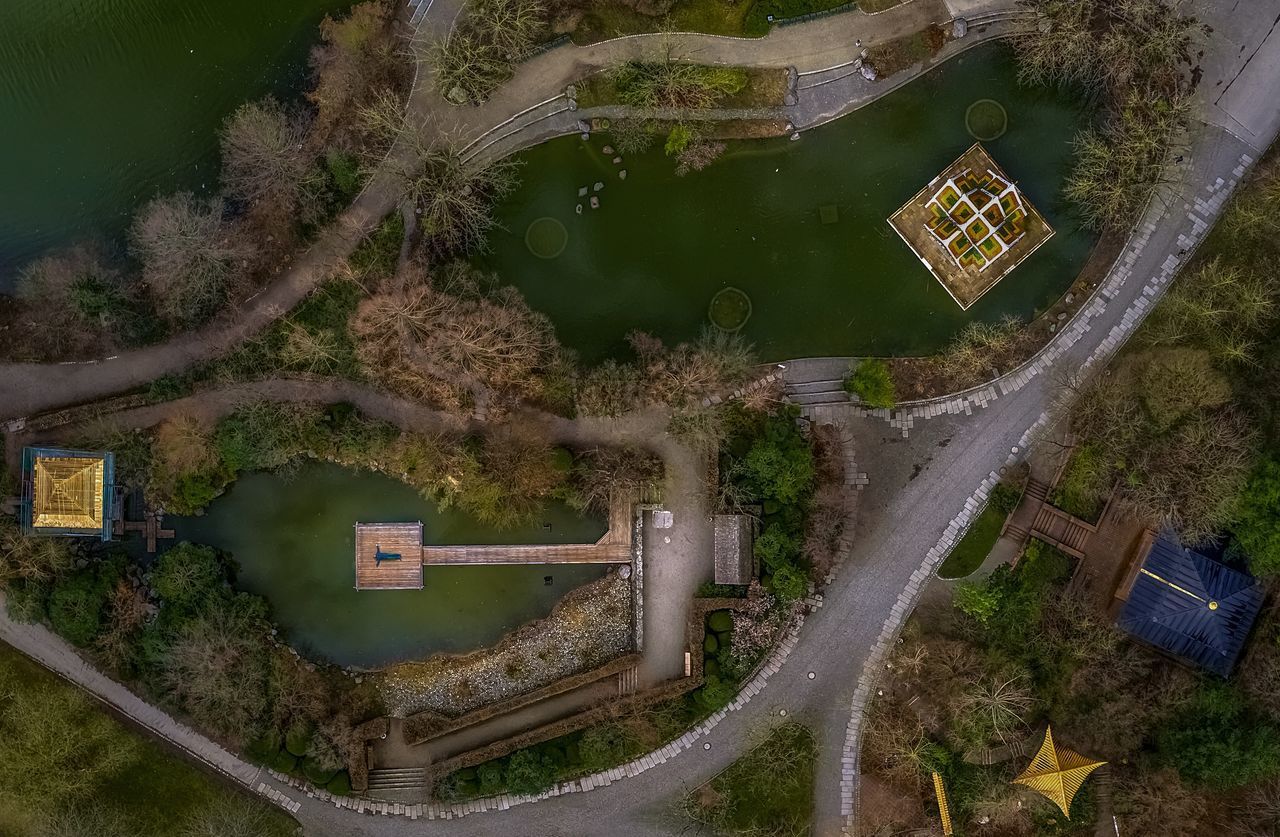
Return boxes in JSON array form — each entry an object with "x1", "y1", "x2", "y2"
[{"x1": 931, "y1": 771, "x2": 954, "y2": 836}]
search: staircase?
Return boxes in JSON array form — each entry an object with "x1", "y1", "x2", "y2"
[
  {"x1": 784, "y1": 378, "x2": 849, "y2": 407},
  {"x1": 616, "y1": 666, "x2": 640, "y2": 696},
  {"x1": 1025, "y1": 478, "x2": 1049, "y2": 502},
  {"x1": 366, "y1": 767, "x2": 429, "y2": 800},
  {"x1": 1092, "y1": 764, "x2": 1115, "y2": 837}
]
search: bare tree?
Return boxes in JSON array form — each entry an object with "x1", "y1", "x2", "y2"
[
  {"x1": 570, "y1": 446, "x2": 664, "y2": 512},
  {"x1": 161, "y1": 608, "x2": 271, "y2": 743},
  {"x1": 408, "y1": 146, "x2": 521, "y2": 257},
  {"x1": 352, "y1": 262, "x2": 559, "y2": 407},
  {"x1": 220, "y1": 97, "x2": 311, "y2": 206},
  {"x1": 0, "y1": 520, "x2": 75, "y2": 585},
  {"x1": 309, "y1": 0, "x2": 400, "y2": 136},
  {"x1": 428, "y1": 0, "x2": 546, "y2": 104},
  {"x1": 130, "y1": 193, "x2": 252, "y2": 326},
  {"x1": 179, "y1": 798, "x2": 284, "y2": 837},
  {"x1": 957, "y1": 674, "x2": 1036, "y2": 745},
  {"x1": 0, "y1": 674, "x2": 139, "y2": 810}
]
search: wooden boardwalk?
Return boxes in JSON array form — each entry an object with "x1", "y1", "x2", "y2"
[
  {"x1": 421, "y1": 496, "x2": 634, "y2": 566},
  {"x1": 421, "y1": 542, "x2": 631, "y2": 565},
  {"x1": 355, "y1": 522, "x2": 424, "y2": 589}
]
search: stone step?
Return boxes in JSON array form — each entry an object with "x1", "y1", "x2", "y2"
[
  {"x1": 786, "y1": 389, "x2": 850, "y2": 406},
  {"x1": 367, "y1": 768, "x2": 428, "y2": 791},
  {"x1": 617, "y1": 665, "x2": 640, "y2": 696},
  {"x1": 786, "y1": 378, "x2": 845, "y2": 394}
]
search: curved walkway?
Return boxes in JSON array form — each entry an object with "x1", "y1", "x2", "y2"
[
  {"x1": 2, "y1": 2, "x2": 1279, "y2": 837},
  {"x1": 0, "y1": 0, "x2": 986, "y2": 422}
]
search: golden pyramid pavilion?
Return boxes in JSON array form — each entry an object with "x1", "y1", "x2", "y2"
[{"x1": 1012, "y1": 726, "x2": 1105, "y2": 817}]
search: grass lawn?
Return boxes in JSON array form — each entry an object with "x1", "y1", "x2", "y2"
[
  {"x1": 684, "y1": 722, "x2": 817, "y2": 837},
  {"x1": 865, "y1": 26, "x2": 944, "y2": 77},
  {"x1": 0, "y1": 642, "x2": 299, "y2": 837},
  {"x1": 937, "y1": 502, "x2": 1007, "y2": 579},
  {"x1": 576, "y1": 66, "x2": 789, "y2": 110}
]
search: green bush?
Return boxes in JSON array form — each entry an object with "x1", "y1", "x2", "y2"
[
  {"x1": 150, "y1": 543, "x2": 228, "y2": 615},
  {"x1": 665, "y1": 124, "x2": 695, "y2": 156},
  {"x1": 768, "y1": 561, "x2": 808, "y2": 602},
  {"x1": 953, "y1": 580, "x2": 1001, "y2": 626},
  {"x1": 1157, "y1": 684, "x2": 1280, "y2": 789},
  {"x1": 286, "y1": 720, "x2": 315, "y2": 758},
  {"x1": 707, "y1": 610, "x2": 734, "y2": 632},
  {"x1": 843, "y1": 358, "x2": 896, "y2": 409},
  {"x1": 324, "y1": 149, "x2": 362, "y2": 200},
  {"x1": 989, "y1": 481, "x2": 1023, "y2": 516},
  {"x1": 269, "y1": 750, "x2": 298, "y2": 773},
  {"x1": 694, "y1": 674, "x2": 737, "y2": 712},
  {"x1": 1235, "y1": 456, "x2": 1280, "y2": 575},
  {"x1": 578, "y1": 725, "x2": 631, "y2": 773},
  {"x1": 48, "y1": 560, "x2": 122, "y2": 647},
  {"x1": 704, "y1": 634, "x2": 719, "y2": 653},
  {"x1": 301, "y1": 756, "x2": 338, "y2": 786},
  {"x1": 326, "y1": 770, "x2": 353, "y2": 796},
  {"x1": 754, "y1": 524, "x2": 799, "y2": 572},
  {"x1": 505, "y1": 748, "x2": 558, "y2": 795},
  {"x1": 476, "y1": 761, "x2": 505, "y2": 794},
  {"x1": 246, "y1": 730, "x2": 283, "y2": 764}
]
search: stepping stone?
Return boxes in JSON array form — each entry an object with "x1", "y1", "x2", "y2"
[
  {"x1": 576, "y1": 204, "x2": 583, "y2": 214},
  {"x1": 578, "y1": 186, "x2": 588, "y2": 197},
  {"x1": 593, "y1": 181, "x2": 604, "y2": 192},
  {"x1": 612, "y1": 156, "x2": 622, "y2": 164},
  {"x1": 619, "y1": 170, "x2": 627, "y2": 180},
  {"x1": 603, "y1": 145, "x2": 614, "y2": 155},
  {"x1": 590, "y1": 196, "x2": 600, "y2": 209}
]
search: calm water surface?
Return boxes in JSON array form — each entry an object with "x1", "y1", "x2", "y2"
[
  {"x1": 481, "y1": 44, "x2": 1097, "y2": 361},
  {"x1": 0, "y1": 0, "x2": 351, "y2": 287},
  {"x1": 171, "y1": 462, "x2": 609, "y2": 668}
]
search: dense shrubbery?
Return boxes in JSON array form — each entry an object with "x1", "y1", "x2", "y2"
[
  {"x1": 1016, "y1": 0, "x2": 1197, "y2": 231},
  {"x1": 843, "y1": 358, "x2": 896, "y2": 409},
  {"x1": 1059, "y1": 153, "x2": 1280, "y2": 553}
]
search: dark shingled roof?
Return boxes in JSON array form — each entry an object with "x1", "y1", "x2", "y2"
[
  {"x1": 1117, "y1": 533, "x2": 1263, "y2": 677},
  {"x1": 713, "y1": 515, "x2": 753, "y2": 586}
]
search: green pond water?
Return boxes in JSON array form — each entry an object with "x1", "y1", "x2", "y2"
[
  {"x1": 0, "y1": 0, "x2": 351, "y2": 288},
  {"x1": 170, "y1": 462, "x2": 609, "y2": 669},
  {"x1": 480, "y1": 44, "x2": 1097, "y2": 362}
]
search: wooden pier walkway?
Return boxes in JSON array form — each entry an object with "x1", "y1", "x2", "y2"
[
  {"x1": 421, "y1": 542, "x2": 631, "y2": 565},
  {"x1": 421, "y1": 496, "x2": 635, "y2": 566}
]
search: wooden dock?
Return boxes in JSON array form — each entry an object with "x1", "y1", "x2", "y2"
[
  {"x1": 421, "y1": 496, "x2": 635, "y2": 566},
  {"x1": 355, "y1": 497, "x2": 636, "y2": 585},
  {"x1": 355, "y1": 522, "x2": 424, "y2": 590},
  {"x1": 421, "y1": 542, "x2": 631, "y2": 565}
]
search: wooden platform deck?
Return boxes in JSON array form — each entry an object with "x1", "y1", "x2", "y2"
[
  {"x1": 355, "y1": 522, "x2": 424, "y2": 590},
  {"x1": 421, "y1": 542, "x2": 631, "y2": 565},
  {"x1": 421, "y1": 496, "x2": 635, "y2": 566}
]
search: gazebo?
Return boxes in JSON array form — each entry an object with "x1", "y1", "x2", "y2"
[
  {"x1": 1117, "y1": 532, "x2": 1263, "y2": 677},
  {"x1": 1012, "y1": 726, "x2": 1105, "y2": 817},
  {"x1": 19, "y1": 447, "x2": 115, "y2": 540}
]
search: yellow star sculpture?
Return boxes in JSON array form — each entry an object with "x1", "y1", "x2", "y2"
[{"x1": 1012, "y1": 726, "x2": 1105, "y2": 817}]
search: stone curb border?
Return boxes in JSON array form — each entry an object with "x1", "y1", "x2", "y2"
[{"x1": 836, "y1": 149, "x2": 1255, "y2": 832}]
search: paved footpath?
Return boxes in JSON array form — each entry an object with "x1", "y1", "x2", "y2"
[{"x1": 1, "y1": 1, "x2": 1278, "y2": 836}]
